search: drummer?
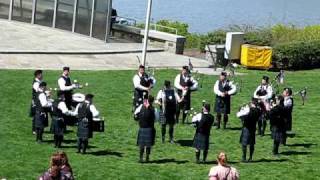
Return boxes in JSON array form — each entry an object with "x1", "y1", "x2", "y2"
[
  {"x1": 253, "y1": 76, "x2": 273, "y2": 136},
  {"x1": 73, "y1": 94, "x2": 99, "y2": 154}
]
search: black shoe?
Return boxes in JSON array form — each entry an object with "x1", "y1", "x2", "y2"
[
  {"x1": 248, "y1": 158, "x2": 252, "y2": 162},
  {"x1": 146, "y1": 156, "x2": 149, "y2": 163}
]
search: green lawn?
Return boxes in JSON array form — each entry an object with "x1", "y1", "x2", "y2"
[{"x1": 0, "y1": 69, "x2": 319, "y2": 180}]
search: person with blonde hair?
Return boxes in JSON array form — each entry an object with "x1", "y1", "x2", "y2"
[{"x1": 208, "y1": 152, "x2": 239, "y2": 180}]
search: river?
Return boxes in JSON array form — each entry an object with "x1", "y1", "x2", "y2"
[{"x1": 113, "y1": 0, "x2": 320, "y2": 33}]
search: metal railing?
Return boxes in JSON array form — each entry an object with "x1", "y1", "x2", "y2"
[{"x1": 150, "y1": 23, "x2": 178, "y2": 35}]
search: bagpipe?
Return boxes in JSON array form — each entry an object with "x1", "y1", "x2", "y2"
[{"x1": 225, "y1": 62, "x2": 243, "y2": 93}]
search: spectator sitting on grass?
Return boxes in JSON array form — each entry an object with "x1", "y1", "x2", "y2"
[
  {"x1": 39, "y1": 152, "x2": 74, "y2": 180},
  {"x1": 208, "y1": 152, "x2": 239, "y2": 180}
]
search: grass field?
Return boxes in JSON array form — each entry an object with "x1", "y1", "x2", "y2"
[{"x1": 0, "y1": 69, "x2": 319, "y2": 180}]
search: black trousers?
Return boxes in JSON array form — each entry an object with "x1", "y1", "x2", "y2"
[
  {"x1": 216, "y1": 113, "x2": 228, "y2": 128},
  {"x1": 242, "y1": 144, "x2": 255, "y2": 161},
  {"x1": 258, "y1": 115, "x2": 267, "y2": 136},
  {"x1": 32, "y1": 117, "x2": 35, "y2": 132},
  {"x1": 273, "y1": 140, "x2": 280, "y2": 155},
  {"x1": 54, "y1": 135, "x2": 63, "y2": 148},
  {"x1": 77, "y1": 138, "x2": 89, "y2": 153},
  {"x1": 161, "y1": 124, "x2": 174, "y2": 142},
  {"x1": 35, "y1": 128, "x2": 44, "y2": 142},
  {"x1": 176, "y1": 103, "x2": 189, "y2": 123}
]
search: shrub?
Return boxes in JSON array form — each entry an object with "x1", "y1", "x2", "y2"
[{"x1": 273, "y1": 40, "x2": 320, "y2": 70}]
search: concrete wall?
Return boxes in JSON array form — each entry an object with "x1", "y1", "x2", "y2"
[{"x1": 112, "y1": 24, "x2": 186, "y2": 54}]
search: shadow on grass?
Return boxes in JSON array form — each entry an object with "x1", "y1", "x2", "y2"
[
  {"x1": 42, "y1": 140, "x2": 54, "y2": 143},
  {"x1": 176, "y1": 140, "x2": 193, "y2": 147},
  {"x1": 63, "y1": 139, "x2": 77, "y2": 144},
  {"x1": 202, "y1": 160, "x2": 238, "y2": 165},
  {"x1": 149, "y1": 158, "x2": 188, "y2": 164},
  {"x1": 286, "y1": 143, "x2": 317, "y2": 148},
  {"x1": 60, "y1": 145, "x2": 97, "y2": 149},
  {"x1": 248, "y1": 158, "x2": 288, "y2": 163},
  {"x1": 280, "y1": 151, "x2": 312, "y2": 156},
  {"x1": 88, "y1": 150, "x2": 123, "y2": 157},
  {"x1": 227, "y1": 127, "x2": 242, "y2": 131}
]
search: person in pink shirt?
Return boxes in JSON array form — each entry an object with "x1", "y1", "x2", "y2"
[{"x1": 208, "y1": 152, "x2": 239, "y2": 180}]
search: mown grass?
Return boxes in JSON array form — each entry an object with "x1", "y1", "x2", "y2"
[{"x1": 0, "y1": 69, "x2": 319, "y2": 180}]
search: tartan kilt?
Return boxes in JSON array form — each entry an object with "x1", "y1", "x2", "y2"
[
  {"x1": 271, "y1": 127, "x2": 286, "y2": 144},
  {"x1": 35, "y1": 111, "x2": 47, "y2": 129},
  {"x1": 240, "y1": 128, "x2": 256, "y2": 146},
  {"x1": 193, "y1": 133, "x2": 210, "y2": 150},
  {"x1": 52, "y1": 116, "x2": 65, "y2": 136},
  {"x1": 137, "y1": 128, "x2": 156, "y2": 147},
  {"x1": 77, "y1": 119, "x2": 93, "y2": 139},
  {"x1": 214, "y1": 96, "x2": 231, "y2": 114}
]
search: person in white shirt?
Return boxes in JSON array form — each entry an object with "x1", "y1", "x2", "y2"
[
  {"x1": 282, "y1": 88, "x2": 294, "y2": 132},
  {"x1": 58, "y1": 67, "x2": 79, "y2": 109},
  {"x1": 213, "y1": 72, "x2": 237, "y2": 129},
  {"x1": 51, "y1": 92, "x2": 75, "y2": 148},
  {"x1": 156, "y1": 80, "x2": 182, "y2": 143},
  {"x1": 132, "y1": 65, "x2": 156, "y2": 113},
  {"x1": 73, "y1": 94, "x2": 99, "y2": 154},
  {"x1": 30, "y1": 70, "x2": 43, "y2": 135},
  {"x1": 34, "y1": 82, "x2": 52, "y2": 143},
  {"x1": 253, "y1": 75, "x2": 273, "y2": 136},
  {"x1": 174, "y1": 66, "x2": 198, "y2": 124}
]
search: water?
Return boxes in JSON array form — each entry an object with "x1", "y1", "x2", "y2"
[{"x1": 113, "y1": 0, "x2": 320, "y2": 33}]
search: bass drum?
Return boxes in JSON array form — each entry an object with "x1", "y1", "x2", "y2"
[{"x1": 72, "y1": 93, "x2": 85, "y2": 103}]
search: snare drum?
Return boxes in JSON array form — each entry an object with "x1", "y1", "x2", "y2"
[{"x1": 92, "y1": 118, "x2": 105, "y2": 132}]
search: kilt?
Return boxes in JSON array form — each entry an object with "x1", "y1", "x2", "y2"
[
  {"x1": 214, "y1": 96, "x2": 231, "y2": 114},
  {"x1": 77, "y1": 119, "x2": 93, "y2": 139},
  {"x1": 177, "y1": 90, "x2": 191, "y2": 111},
  {"x1": 137, "y1": 128, "x2": 155, "y2": 147},
  {"x1": 52, "y1": 116, "x2": 65, "y2": 136},
  {"x1": 240, "y1": 128, "x2": 256, "y2": 146},
  {"x1": 271, "y1": 127, "x2": 286, "y2": 144},
  {"x1": 35, "y1": 111, "x2": 47, "y2": 129},
  {"x1": 193, "y1": 133, "x2": 210, "y2": 150}
]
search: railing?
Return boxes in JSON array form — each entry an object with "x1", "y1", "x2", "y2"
[
  {"x1": 150, "y1": 23, "x2": 178, "y2": 35},
  {"x1": 114, "y1": 16, "x2": 178, "y2": 35}
]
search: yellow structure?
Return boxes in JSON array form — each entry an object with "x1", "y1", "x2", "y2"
[{"x1": 241, "y1": 44, "x2": 272, "y2": 69}]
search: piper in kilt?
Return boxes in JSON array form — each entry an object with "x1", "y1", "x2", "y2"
[
  {"x1": 132, "y1": 65, "x2": 156, "y2": 113},
  {"x1": 156, "y1": 80, "x2": 182, "y2": 143},
  {"x1": 34, "y1": 82, "x2": 52, "y2": 143},
  {"x1": 192, "y1": 103, "x2": 214, "y2": 163},
  {"x1": 253, "y1": 75, "x2": 273, "y2": 136},
  {"x1": 213, "y1": 72, "x2": 237, "y2": 129},
  {"x1": 283, "y1": 88, "x2": 294, "y2": 131},
  {"x1": 30, "y1": 70, "x2": 43, "y2": 135},
  {"x1": 174, "y1": 66, "x2": 198, "y2": 124},
  {"x1": 134, "y1": 95, "x2": 156, "y2": 163},
  {"x1": 237, "y1": 98, "x2": 261, "y2": 162},
  {"x1": 51, "y1": 91, "x2": 74, "y2": 148},
  {"x1": 73, "y1": 94, "x2": 99, "y2": 154},
  {"x1": 269, "y1": 95, "x2": 286, "y2": 155}
]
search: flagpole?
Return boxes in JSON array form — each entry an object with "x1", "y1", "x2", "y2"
[{"x1": 141, "y1": 0, "x2": 152, "y2": 66}]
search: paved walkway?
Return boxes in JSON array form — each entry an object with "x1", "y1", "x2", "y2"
[{"x1": 0, "y1": 19, "x2": 234, "y2": 75}]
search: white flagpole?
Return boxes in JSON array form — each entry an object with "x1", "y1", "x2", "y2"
[{"x1": 141, "y1": 0, "x2": 152, "y2": 66}]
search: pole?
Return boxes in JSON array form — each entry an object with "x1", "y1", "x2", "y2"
[
  {"x1": 141, "y1": 0, "x2": 152, "y2": 66},
  {"x1": 105, "y1": 0, "x2": 112, "y2": 42}
]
